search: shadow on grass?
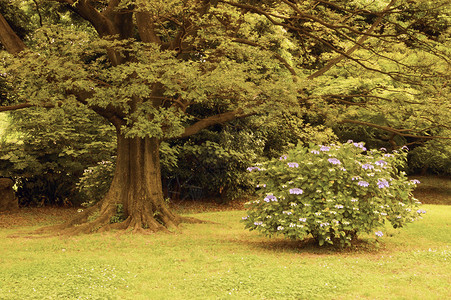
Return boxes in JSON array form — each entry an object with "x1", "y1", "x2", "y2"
[{"x1": 230, "y1": 234, "x2": 383, "y2": 256}]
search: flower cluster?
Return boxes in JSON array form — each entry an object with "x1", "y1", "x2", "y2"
[
  {"x1": 242, "y1": 142, "x2": 423, "y2": 247},
  {"x1": 247, "y1": 166, "x2": 261, "y2": 172},
  {"x1": 377, "y1": 179, "x2": 389, "y2": 189},
  {"x1": 287, "y1": 162, "x2": 299, "y2": 168},
  {"x1": 328, "y1": 158, "x2": 341, "y2": 165},
  {"x1": 289, "y1": 188, "x2": 303, "y2": 195}
]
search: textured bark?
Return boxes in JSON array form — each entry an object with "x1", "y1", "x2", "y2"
[{"x1": 39, "y1": 134, "x2": 185, "y2": 235}]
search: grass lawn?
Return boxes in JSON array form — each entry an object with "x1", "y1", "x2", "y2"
[{"x1": 0, "y1": 203, "x2": 449, "y2": 300}]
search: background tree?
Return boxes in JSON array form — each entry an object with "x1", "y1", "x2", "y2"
[
  {"x1": 0, "y1": 106, "x2": 116, "y2": 206},
  {"x1": 0, "y1": 0, "x2": 449, "y2": 234}
]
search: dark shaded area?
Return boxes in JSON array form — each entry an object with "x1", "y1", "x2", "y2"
[{"x1": 412, "y1": 176, "x2": 451, "y2": 205}]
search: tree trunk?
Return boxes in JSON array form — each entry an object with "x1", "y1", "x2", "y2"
[
  {"x1": 43, "y1": 133, "x2": 183, "y2": 235},
  {"x1": 0, "y1": 13, "x2": 26, "y2": 54}
]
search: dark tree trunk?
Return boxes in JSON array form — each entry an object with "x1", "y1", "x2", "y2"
[{"x1": 43, "y1": 133, "x2": 183, "y2": 234}]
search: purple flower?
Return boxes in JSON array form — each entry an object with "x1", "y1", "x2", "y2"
[
  {"x1": 361, "y1": 163, "x2": 374, "y2": 170},
  {"x1": 287, "y1": 162, "x2": 299, "y2": 168},
  {"x1": 320, "y1": 146, "x2": 330, "y2": 152},
  {"x1": 299, "y1": 218, "x2": 307, "y2": 222},
  {"x1": 379, "y1": 147, "x2": 387, "y2": 151},
  {"x1": 375, "y1": 160, "x2": 387, "y2": 166},
  {"x1": 334, "y1": 204, "x2": 344, "y2": 209},
  {"x1": 347, "y1": 140, "x2": 354, "y2": 143},
  {"x1": 417, "y1": 209, "x2": 427, "y2": 214},
  {"x1": 256, "y1": 184, "x2": 266, "y2": 188},
  {"x1": 358, "y1": 181, "x2": 369, "y2": 187},
  {"x1": 264, "y1": 195, "x2": 277, "y2": 202},
  {"x1": 410, "y1": 179, "x2": 421, "y2": 184},
  {"x1": 277, "y1": 226, "x2": 284, "y2": 231},
  {"x1": 247, "y1": 166, "x2": 261, "y2": 172},
  {"x1": 352, "y1": 176, "x2": 360, "y2": 181},
  {"x1": 384, "y1": 154, "x2": 393, "y2": 157},
  {"x1": 311, "y1": 150, "x2": 320, "y2": 154},
  {"x1": 289, "y1": 188, "x2": 303, "y2": 195},
  {"x1": 377, "y1": 179, "x2": 389, "y2": 189},
  {"x1": 328, "y1": 158, "x2": 341, "y2": 165},
  {"x1": 353, "y1": 142, "x2": 367, "y2": 151},
  {"x1": 375, "y1": 231, "x2": 383, "y2": 237},
  {"x1": 279, "y1": 155, "x2": 288, "y2": 160},
  {"x1": 254, "y1": 221, "x2": 263, "y2": 226}
]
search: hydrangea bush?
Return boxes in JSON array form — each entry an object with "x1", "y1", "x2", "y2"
[{"x1": 242, "y1": 142, "x2": 425, "y2": 247}]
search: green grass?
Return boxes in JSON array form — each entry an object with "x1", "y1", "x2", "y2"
[{"x1": 0, "y1": 205, "x2": 450, "y2": 299}]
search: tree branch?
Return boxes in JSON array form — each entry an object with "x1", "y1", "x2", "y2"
[
  {"x1": 340, "y1": 119, "x2": 451, "y2": 140},
  {"x1": 0, "y1": 103, "x2": 35, "y2": 112},
  {"x1": 178, "y1": 109, "x2": 254, "y2": 138},
  {"x1": 307, "y1": 0, "x2": 397, "y2": 79}
]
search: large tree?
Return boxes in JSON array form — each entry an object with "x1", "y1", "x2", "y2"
[{"x1": 0, "y1": 0, "x2": 449, "y2": 234}]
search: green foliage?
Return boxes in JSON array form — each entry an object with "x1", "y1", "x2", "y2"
[
  {"x1": 87, "y1": 209, "x2": 100, "y2": 223},
  {"x1": 408, "y1": 140, "x2": 451, "y2": 175},
  {"x1": 0, "y1": 106, "x2": 116, "y2": 206},
  {"x1": 78, "y1": 159, "x2": 115, "y2": 207},
  {"x1": 334, "y1": 124, "x2": 451, "y2": 176},
  {"x1": 242, "y1": 142, "x2": 424, "y2": 247},
  {"x1": 110, "y1": 204, "x2": 125, "y2": 224},
  {"x1": 13, "y1": 175, "x2": 75, "y2": 207}
]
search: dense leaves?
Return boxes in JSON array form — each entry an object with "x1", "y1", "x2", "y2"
[
  {"x1": 0, "y1": 106, "x2": 115, "y2": 206},
  {"x1": 243, "y1": 142, "x2": 424, "y2": 247}
]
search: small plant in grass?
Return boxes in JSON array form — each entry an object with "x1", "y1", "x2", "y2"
[
  {"x1": 242, "y1": 141, "x2": 425, "y2": 247},
  {"x1": 110, "y1": 204, "x2": 126, "y2": 224},
  {"x1": 87, "y1": 209, "x2": 100, "y2": 222}
]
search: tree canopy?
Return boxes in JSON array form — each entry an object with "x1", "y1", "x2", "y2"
[{"x1": 0, "y1": 0, "x2": 449, "y2": 233}]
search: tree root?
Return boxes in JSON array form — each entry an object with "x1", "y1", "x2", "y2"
[{"x1": 20, "y1": 204, "x2": 213, "y2": 237}]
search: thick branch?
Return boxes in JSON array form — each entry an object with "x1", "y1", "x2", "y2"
[
  {"x1": 136, "y1": 12, "x2": 162, "y2": 44},
  {"x1": 340, "y1": 119, "x2": 451, "y2": 140},
  {"x1": 0, "y1": 13, "x2": 26, "y2": 54},
  {"x1": 0, "y1": 103, "x2": 35, "y2": 112},
  {"x1": 178, "y1": 109, "x2": 253, "y2": 138}
]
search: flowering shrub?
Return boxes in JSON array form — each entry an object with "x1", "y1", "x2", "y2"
[{"x1": 242, "y1": 142, "x2": 424, "y2": 247}]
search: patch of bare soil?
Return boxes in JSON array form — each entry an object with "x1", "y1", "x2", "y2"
[
  {"x1": 0, "y1": 207, "x2": 79, "y2": 229},
  {"x1": 0, "y1": 198, "x2": 248, "y2": 229},
  {"x1": 411, "y1": 175, "x2": 451, "y2": 205}
]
